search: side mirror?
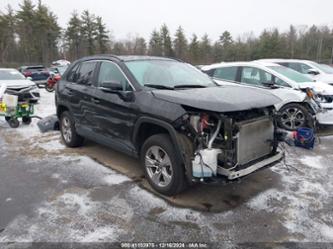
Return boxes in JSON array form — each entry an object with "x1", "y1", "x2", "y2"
[
  {"x1": 26, "y1": 77, "x2": 32, "y2": 81},
  {"x1": 261, "y1": 81, "x2": 276, "y2": 88},
  {"x1": 100, "y1": 81, "x2": 123, "y2": 92},
  {"x1": 307, "y1": 68, "x2": 320, "y2": 75}
]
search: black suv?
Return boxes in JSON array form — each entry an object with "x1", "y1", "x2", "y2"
[{"x1": 56, "y1": 55, "x2": 283, "y2": 196}]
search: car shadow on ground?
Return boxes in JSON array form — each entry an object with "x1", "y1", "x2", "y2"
[{"x1": 74, "y1": 139, "x2": 283, "y2": 212}]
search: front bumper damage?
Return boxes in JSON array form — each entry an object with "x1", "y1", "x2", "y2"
[
  {"x1": 217, "y1": 152, "x2": 283, "y2": 180},
  {"x1": 180, "y1": 109, "x2": 283, "y2": 183}
]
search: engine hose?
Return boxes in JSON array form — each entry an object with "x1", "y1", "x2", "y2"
[{"x1": 208, "y1": 118, "x2": 222, "y2": 149}]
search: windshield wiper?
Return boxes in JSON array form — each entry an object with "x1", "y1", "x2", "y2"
[
  {"x1": 173, "y1": 84, "x2": 208, "y2": 89},
  {"x1": 144, "y1": 84, "x2": 174, "y2": 90}
]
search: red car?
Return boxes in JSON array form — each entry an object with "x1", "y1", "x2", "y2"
[{"x1": 46, "y1": 66, "x2": 68, "y2": 92}]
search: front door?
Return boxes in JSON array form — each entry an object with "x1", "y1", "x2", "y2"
[{"x1": 91, "y1": 60, "x2": 139, "y2": 153}]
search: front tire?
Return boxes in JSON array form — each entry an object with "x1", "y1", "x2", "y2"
[
  {"x1": 60, "y1": 111, "x2": 84, "y2": 147},
  {"x1": 141, "y1": 134, "x2": 186, "y2": 196},
  {"x1": 278, "y1": 103, "x2": 314, "y2": 131}
]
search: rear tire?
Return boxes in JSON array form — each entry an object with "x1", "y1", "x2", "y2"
[
  {"x1": 278, "y1": 103, "x2": 314, "y2": 131},
  {"x1": 141, "y1": 134, "x2": 186, "y2": 196},
  {"x1": 60, "y1": 111, "x2": 84, "y2": 147}
]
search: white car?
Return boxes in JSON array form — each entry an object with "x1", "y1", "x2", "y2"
[
  {"x1": 256, "y1": 59, "x2": 333, "y2": 85},
  {"x1": 201, "y1": 61, "x2": 332, "y2": 130},
  {"x1": 0, "y1": 68, "x2": 40, "y2": 103}
]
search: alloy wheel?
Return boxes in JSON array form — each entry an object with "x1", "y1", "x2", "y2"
[
  {"x1": 281, "y1": 107, "x2": 306, "y2": 130},
  {"x1": 145, "y1": 145, "x2": 173, "y2": 188},
  {"x1": 61, "y1": 117, "x2": 72, "y2": 143}
]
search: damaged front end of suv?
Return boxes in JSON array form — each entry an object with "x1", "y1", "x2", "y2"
[
  {"x1": 173, "y1": 106, "x2": 283, "y2": 183},
  {"x1": 146, "y1": 79, "x2": 285, "y2": 187}
]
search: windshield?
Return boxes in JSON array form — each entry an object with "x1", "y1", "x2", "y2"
[
  {"x1": 0, "y1": 70, "x2": 25, "y2": 80},
  {"x1": 125, "y1": 60, "x2": 215, "y2": 88},
  {"x1": 309, "y1": 62, "x2": 333, "y2": 74},
  {"x1": 268, "y1": 66, "x2": 313, "y2": 83}
]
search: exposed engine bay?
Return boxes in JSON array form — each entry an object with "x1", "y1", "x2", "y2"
[{"x1": 175, "y1": 107, "x2": 283, "y2": 182}]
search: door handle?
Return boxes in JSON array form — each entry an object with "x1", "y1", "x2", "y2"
[{"x1": 92, "y1": 97, "x2": 101, "y2": 104}]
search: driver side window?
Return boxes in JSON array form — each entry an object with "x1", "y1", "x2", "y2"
[{"x1": 98, "y1": 61, "x2": 131, "y2": 91}]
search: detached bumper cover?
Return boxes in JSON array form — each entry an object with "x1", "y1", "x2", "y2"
[{"x1": 217, "y1": 152, "x2": 283, "y2": 180}]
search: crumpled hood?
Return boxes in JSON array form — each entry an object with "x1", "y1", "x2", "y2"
[
  {"x1": 152, "y1": 85, "x2": 281, "y2": 112},
  {"x1": 298, "y1": 81, "x2": 333, "y2": 95},
  {"x1": 0, "y1": 80, "x2": 35, "y2": 89},
  {"x1": 215, "y1": 79, "x2": 306, "y2": 102},
  {"x1": 270, "y1": 88, "x2": 307, "y2": 102},
  {"x1": 317, "y1": 74, "x2": 333, "y2": 84}
]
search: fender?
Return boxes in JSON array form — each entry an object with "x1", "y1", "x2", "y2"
[{"x1": 133, "y1": 116, "x2": 193, "y2": 181}]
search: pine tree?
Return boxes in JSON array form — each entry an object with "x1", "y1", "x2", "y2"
[
  {"x1": 199, "y1": 34, "x2": 212, "y2": 64},
  {"x1": 81, "y1": 10, "x2": 97, "y2": 56},
  {"x1": 173, "y1": 26, "x2": 188, "y2": 60},
  {"x1": 0, "y1": 5, "x2": 17, "y2": 64},
  {"x1": 95, "y1": 16, "x2": 109, "y2": 54},
  {"x1": 188, "y1": 34, "x2": 200, "y2": 64},
  {"x1": 65, "y1": 11, "x2": 82, "y2": 60},
  {"x1": 16, "y1": 0, "x2": 36, "y2": 62},
  {"x1": 160, "y1": 24, "x2": 173, "y2": 57},
  {"x1": 149, "y1": 29, "x2": 162, "y2": 56},
  {"x1": 35, "y1": 0, "x2": 60, "y2": 64}
]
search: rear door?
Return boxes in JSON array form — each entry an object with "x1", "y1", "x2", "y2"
[
  {"x1": 212, "y1": 66, "x2": 239, "y2": 82},
  {"x1": 90, "y1": 60, "x2": 138, "y2": 153},
  {"x1": 64, "y1": 60, "x2": 98, "y2": 131},
  {"x1": 239, "y1": 66, "x2": 291, "y2": 88}
]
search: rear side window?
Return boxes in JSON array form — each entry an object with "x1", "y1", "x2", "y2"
[
  {"x1": 77, "y1": 61, "x2": 97, "y2": 85},
  {"x1": 213, "y1": 67, "x2": 238, "y2": 81},
  {"x1": 67, "y1": 64, "x2": 80, "y2": 82}
]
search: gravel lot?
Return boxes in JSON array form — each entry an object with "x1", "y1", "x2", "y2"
[{"x1": 0, "y1": 91, "x2": 333, "y2": 248}]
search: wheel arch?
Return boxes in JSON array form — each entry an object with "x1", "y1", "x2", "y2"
[
  {"x1": 56, "y1": 105, "x2": 69, "y2": 119},
  {"x1": 133, "y1": 117, "x2": 193, "y2": 182}
]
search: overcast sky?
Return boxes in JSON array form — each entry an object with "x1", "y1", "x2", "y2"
[{"x1": 2, "y1": 0, "x2": 333, "y2": 41}]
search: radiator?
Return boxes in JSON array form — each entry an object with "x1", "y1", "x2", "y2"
[{"x1": 236, "y1": 116, "x2": 274, "y2": 165}]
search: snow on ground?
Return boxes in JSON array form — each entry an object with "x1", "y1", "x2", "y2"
[{"x1": 1, "y1": 90, "x2": 333, "y2": 243}]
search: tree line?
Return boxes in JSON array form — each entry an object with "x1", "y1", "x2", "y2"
[{"x1": 1, "y1": 0, "x2": 333, "y2": 67}]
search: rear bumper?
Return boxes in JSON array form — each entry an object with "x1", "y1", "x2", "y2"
[{"x1": 217, "y1": 152, "x2": 283, "y2": 180}]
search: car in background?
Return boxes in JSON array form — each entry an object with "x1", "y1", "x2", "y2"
[
  {"x1": 51, "y1": 59, "x2": 71, "y2": 67},
  {"x1": 257, "y1": 59, "x2": 333, "y2": 86},
  {"x1": 56, "y1": 55, "x2": 283, "y2": 196},
  {"x1": 201, "y1": 61, "x2": 331, "y2": 130},
  {"x1": 46, "y1": 65, "x2": 69, "y2": 92},
  {"x1": 0, "y1": 68, "x2": 40, "y2": 103},
  {"x1": 18, "y1": 65, "x2": 50, "y2": 87}
]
